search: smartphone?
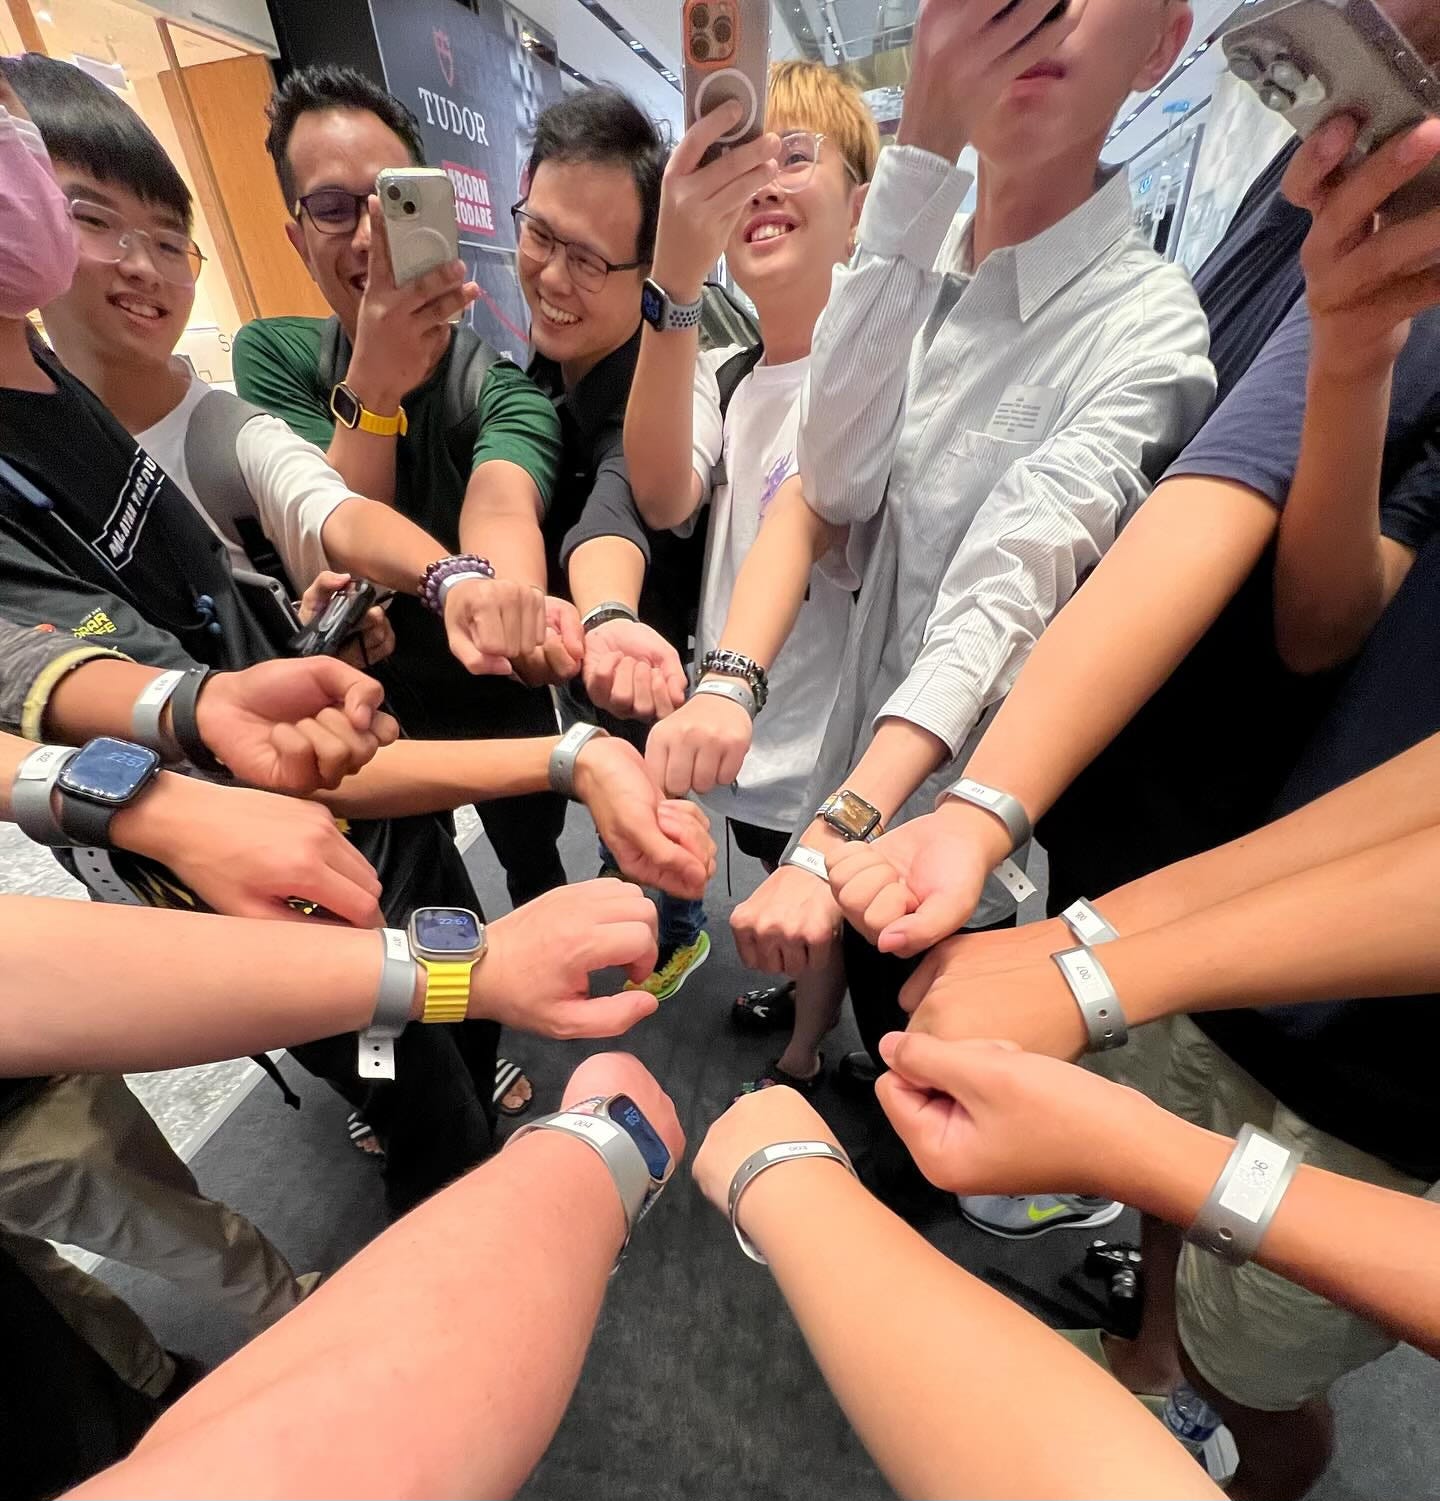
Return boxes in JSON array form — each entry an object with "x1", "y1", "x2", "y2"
[
  {"x1": 376, "y1": 166, "x2": 461, "y2": 285},
  {"x1": 1222, "y1": 0, "x2": 1440, "y2": 220},
  {"x1": 682, "y1": 0, "x2": 771, "y2": 165},
  {"x1": 289, "y1": 580, "x2": 379, "y2": 658}
]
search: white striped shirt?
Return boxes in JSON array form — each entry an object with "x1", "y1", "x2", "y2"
[{"x1": 795, "y1": 145, "x2": 1216, "y2": 919}]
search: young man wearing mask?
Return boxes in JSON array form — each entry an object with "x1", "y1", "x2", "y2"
[
  {"x1": 235, "y1": 65, "x2": 571, "y2": 911},
  {"x1": 648, "y1": 0, "x2": 1213, "y2": 1069},
  {"x1": 512, "y1": 87, "x2": 722, "y2": 1001},
  {"x1": 625, "y1": 62, "x2": 876, "y2": 1090}
]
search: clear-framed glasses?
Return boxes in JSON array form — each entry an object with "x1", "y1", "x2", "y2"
[
  {"x1": 68, "y1": 198, "x2": 205, "y2": 286},
  {"x1": 510, "y1": 204, "x2": 645, "y2": 293},
  {"x1": 773, "y1": 131, "x2": 862, "y2": 193},
  {"x1": 293, "y1": 188, "x2": 372, "y2": 237}
]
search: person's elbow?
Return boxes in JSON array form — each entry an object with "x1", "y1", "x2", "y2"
[
  {"x1": 1273, "y1": 603, "x2": 1373, "y2": 676},
  {"x1": 631, "y1": 469, "x2": 702, "y2": 531}
]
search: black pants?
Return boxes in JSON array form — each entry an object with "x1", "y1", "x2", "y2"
[{"x1": 843, "y1": 912, "x2": 1018, "y2": 1067}]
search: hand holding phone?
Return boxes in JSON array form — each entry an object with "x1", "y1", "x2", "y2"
[
  {"x1": 291, "y1": 579, "x2": 382, "y2": 658},
  {"x1": 682, "y1": 0, "x2": 772, "y2": 165}
]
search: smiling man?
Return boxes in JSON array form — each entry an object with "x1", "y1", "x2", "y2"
[{"x1": 234, "y1": 65, "x2": 570, "y2": 912}]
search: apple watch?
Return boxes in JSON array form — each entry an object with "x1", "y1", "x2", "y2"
[
  {"x1": 817, "y1": 788, "x2": 883, "y2": 843},
  {"x1": 331, "y1": 382, "x2": 408, "y2": 437},
  {"x1": 407, "y1": 906, "x2": 486, "y2": 1024},
  {"x1": 641, "y1": 278, "x2": 703, "y2": 333},
  {"x1": 509, "y1": 1091, "x2": 674, "y2": 1258},
  {"x1": 54, "y1": 737, "x2": 163, "y2": 848}
]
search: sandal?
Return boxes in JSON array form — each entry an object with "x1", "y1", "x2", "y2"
[
  {"x1": 730, "y1": 982, "x2": 796, "y2": 1034},
  {"x1": 494, "y1": 1057, "x2": 534, "y2": 1118},
  {"x1": 346, "y1": 1110, "x2": 384, "y2": 1159},
  {"x1": 736, "y1": 1052, "x2": 826, "y2": 1101}
]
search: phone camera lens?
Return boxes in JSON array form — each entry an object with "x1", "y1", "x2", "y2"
[
  {"x1": 386, "y1": 184, "x2": 402, "y2": 201},
  {"x1": 692, "y1": 4, "x2": 709, "y2": 25},
  {"x1": 692, "y1": 33, "x2": 710, "y2": 57},
  {"x1": 712, "y1": 16, "x2": 732, "y2": 43},
  {"x1": 403, "y1": 200, "x2": 417, "y2": 215},
  {"x1": 1228, "y1": 47, "x2": 1264, "y2": 84}
]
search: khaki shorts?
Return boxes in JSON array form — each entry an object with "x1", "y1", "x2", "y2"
[{"x1": 1096, "y1": 1015, "x2": 1437, "y2": 1413}]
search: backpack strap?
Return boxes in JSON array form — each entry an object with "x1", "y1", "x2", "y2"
[
  {"x1": 444, "y1": 323, "x2": 502, "y2": 416},
  {"x1": 700, "y1": 282, "x2": 760, "y2": 354},
  {"x1": 183, "y1": 387, "x2": 298, "y2": 600},
  {"x1": 708, "y1": 343, "x2": 766, "y2": 492},
  {"x1": 317, "y1": 314, "x2": 346, "y2": 389}
]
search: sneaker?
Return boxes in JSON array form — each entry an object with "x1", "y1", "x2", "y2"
[
  {"x1": 959, "y1": 1193, "x2": 1124, "y2": 1240},
  {"x1": 625, "y1": 930, "x2": 711, "y2": 1001}
]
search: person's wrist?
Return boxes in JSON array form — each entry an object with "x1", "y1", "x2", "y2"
[
  {"x1": 108, "y1": 769, "x2": 190, "y2": 862},
  {"x1": 342, "y1": 352, "x2": 406, "y2": 417},
  {"x1": 1118, "y1": 1107, "x2": 1233, "y2": 1227},
  {"x1": 1308, "y1": 327, "x2": 1401, "y2": 386},
  {"x1": 896, "y1": 82, "x2": 969, "y2": 162},
  {"x1": 936, "y1": 793, "x2": 1015, "y2": 867},
  {"x1": 647, "y1": 250, "x2": 705, "y2": 307},
  {"x1": 569, "y1": 735, "x2": 609, "y2": 806},
  {"x1": 802, "y1": 818, "x2": 852, "y2": 859},
  {"x1": 465, "y1": 915, "x2": 507, "y2": 1021},
  {"x1": 506, "y1": 1128, "x2": 628, "y2": 1249},
  {"x1": 733, "y1": 1146, "x2": 861, "y2": 1249}
]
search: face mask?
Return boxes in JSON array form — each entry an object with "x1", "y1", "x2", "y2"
[{"x1": 0, "y1": 106, "x2": 78, "y2": 318}]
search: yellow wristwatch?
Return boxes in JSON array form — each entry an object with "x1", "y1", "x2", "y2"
[
  {"x1": 407, "y1": 906, "x2": 486, "y2": 1023},
  {"x1": 331, "y1": 381, "x2": 408, "y2": 437}
]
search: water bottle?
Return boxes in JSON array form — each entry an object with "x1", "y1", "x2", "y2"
[{"x1": 1162, "y1": 1383, "x2": 1222, "y2": 1457}]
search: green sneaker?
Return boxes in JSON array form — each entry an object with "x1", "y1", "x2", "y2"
[{"x1": 626, "y1": 930, "x2": 711, "y2": 1000}]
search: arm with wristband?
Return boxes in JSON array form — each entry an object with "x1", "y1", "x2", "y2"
[
  {"x1": 876, "y1": 1034, "x2": 1440, "y2": 1360},
  {"x1": 692, "y1": 1085, "x2": 1221, "y2": 1501}
]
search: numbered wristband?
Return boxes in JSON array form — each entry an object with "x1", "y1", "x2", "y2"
[
  {"x1": 728, "y1": 1141, "x2": 857, "y2": 1264},
  {"x1": 1186, "y1": 1124, "x2": 1302, "y2": 1267},
  {"x1": 1051, "y1": 946, "x2": 1128, "y2": 1054},
  {"x1": 1061, "y1": 898, "x2": 1119, "y2": 947},
  {"x1": 358, "y1": 928, "x2": 420, "y2": 1082},
  {"x1": 582, "y1": 601, "x2": 639, "y2": 632},
  {"x1": 420, "y1": 554, "x2": 495, "y2": 616},
  {"x1": 947, "y1": 777, "x2": 1031, "y2": 855},
  {"x1": 11, "y1": 744, "x2": 78, "y2": 847},
  {"x1": 782, "y1": 845, "x2": 829, "y2": 883},
  {"x1": 549, "y1": 722, "x2": 608, "y2": 799},
  {"x1": 130, "y1": 668, "x2": 187, "y2": 761},
  {"x1": 692, "y1": 677, "x2": 757, "y2": 721}
]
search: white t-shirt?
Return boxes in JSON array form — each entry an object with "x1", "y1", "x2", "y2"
[
  {"x1": 137, "y1": 371, "x2": 354, "y2": 592},
  {"x1": 690, "y1": 348, "x2": 853, "y2": 834}
]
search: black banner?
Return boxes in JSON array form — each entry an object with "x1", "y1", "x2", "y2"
[{"x1": 368, "y1": 0, "x2": 560, "y2": 361}]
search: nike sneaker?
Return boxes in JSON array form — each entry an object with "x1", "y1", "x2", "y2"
[
  {"x1": 624, "y1": 931, "x2": 711, "y2": 1001},
  {"x1": 959, "y1": 1193, "x2": 1124, "y2": 1240}
]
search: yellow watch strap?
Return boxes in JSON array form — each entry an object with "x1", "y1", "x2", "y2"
[
  {"x1": 418, "y1": 959, "x2": 471, "y2": 1023},
  {"x1": 356, "y1": 403, "x2": 408, "y2": 437}
]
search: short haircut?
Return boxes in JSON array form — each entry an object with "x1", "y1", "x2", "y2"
[
  {"x1": 523, "y1": 86, "x2": 667, "y2": 262},
  {"x1": 767, "y1": 61, "x2": 880, "y2": 185},
  {"x1": 0, "y1": 53, "x2": 193, "y2": 228},
  {"x1": 265, "y1": 64, "x2": 426, "y2": 208}
]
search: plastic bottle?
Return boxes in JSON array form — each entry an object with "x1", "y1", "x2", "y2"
[{"x1": 1161, "y1": 1383, "x2": 1222, "y2": 1457}]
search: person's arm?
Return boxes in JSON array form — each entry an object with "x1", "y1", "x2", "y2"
[
  {"x1": 693, "y1": 1085, "x2": 1219, "y2": 1501},
  {"x1": 1269, "y1": 119, "x2": 1440, "y2": 672},
  {"x1": 0, "y1": 883, "x2": 662, "y2": 1078},
  {"x1": 69, "y1": 1055, "x2": 682, "y2": 1501},
  {"x1": 0, "y1": 614, "x2": 127, "y2": 740},
  {"x1": 318, "y1": 730, "x2": 715, "y2": 901},
  {"x1": 879, "y1": 1035, "x2": 1440, "y2": 1361}
]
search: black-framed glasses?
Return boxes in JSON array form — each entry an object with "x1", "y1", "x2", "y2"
[
  {"x1": 68, "y1": 198, "x2": 205, "y2": 285},
  {"x1": 510, "y1": 204, "x2": 645, "y2": 292},
  {"x1": 293, "y1": 188, "x2": 372, "y2": 237},
  {"x1": 774, "y1": 131, "x2": 862, "y2": 192}
]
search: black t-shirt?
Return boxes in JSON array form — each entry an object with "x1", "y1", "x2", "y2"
[
  {"x1": 1041, "y1": 270, "x2": 1440, "y2": 908},
  {"x1": 1190, "y1": 140, "x2": 1306, "y2": 404},
  {"x1": 1195, "y1": 526, "x2": 1440, "y2": 1179},
  {"x1": 530, "y1": 330, "x2": 706, "y2": 653}
]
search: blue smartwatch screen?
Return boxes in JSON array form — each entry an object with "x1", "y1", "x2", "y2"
[
  {"x1": 640, "y1": 279, "x2": 665, "y2": 329},
  {"x1": 59, "y1": 737, "x2": 161, "y2": 805},
  {"x1": 413, "y1": 906, "x2": 482, "y2": 953},
  {"x1": 609, "y1": 1093, "x2": 670, "y2": 1180}
]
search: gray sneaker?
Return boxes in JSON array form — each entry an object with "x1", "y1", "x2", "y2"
[{"x1": 959, "y1": 1194, "x2": 1124, "y2": 1240}]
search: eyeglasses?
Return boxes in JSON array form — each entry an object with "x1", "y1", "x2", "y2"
[
  {"x1": 510, "y1": 205, "x2": 645, "y2": 293},
  {"x1": 293, "y1": 188, "x2": 372, "y2": 237},
  {"x1": 773, "y1": 131, "x2": 862, "y2": 193},
  {"x1": 68, "y1": 198, "x2": 205, "y2": 285}
]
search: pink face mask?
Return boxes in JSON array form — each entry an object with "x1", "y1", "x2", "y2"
[{"x1": 0, "y1": 107, "x2": 78, "y2": 319}]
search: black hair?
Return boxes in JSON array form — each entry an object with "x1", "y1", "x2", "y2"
[
  {"x1": 0, "y1": 53, "x2": 193, "y2": 229},
  {"x1": 524, "y1": 87, "x2": 667, "y2": 262},
  {"x1": 265, "y1": 64, "x2": 426, "y2": 208}
]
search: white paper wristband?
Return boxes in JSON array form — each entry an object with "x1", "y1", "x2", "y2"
[
  {"x1": 1061, "y1": 898, "x2": 1119, "y2": 947},
  {"x1": 1051, "y1": 946, "x2": 1128, "y2": 1054},
  {"x1": 1186, "y1": 1124, "x2": 1302, "y2": 1267}
]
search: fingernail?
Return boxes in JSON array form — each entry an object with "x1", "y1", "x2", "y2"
[
  {"x1": 1317, "y1": 116, "x2": 1352, "y2": 153},
  {"x1": 1403, "y1": 126, "x2": 1440, "y2": 164},
  {"x1": 878, "y1": 1032, "x2": 901, "y2": 1063}
]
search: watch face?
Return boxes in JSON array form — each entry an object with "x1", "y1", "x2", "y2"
[
  {"x1": 608, "y1": 1093, "x2": 671, "y2": 1181},
  {"x1": 825, "y1": 789, "x2": 880, "y2": 839},
  {"x1": 640, "y1": 279, "x2": 666, "y2": 329},
  {"x1": 331, "y1": 383, "x2": 361, "y2": 429},
  {"x1": 59, "y1": 737, "x2": 161, "y2": 804},
  {"x1": 410, "y1": 906, "x2": 483, "y2": 955}
]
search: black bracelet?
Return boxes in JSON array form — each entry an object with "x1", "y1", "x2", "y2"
[
  {"x1": 168, "y1": 668, "x2": 227, "y2": 776},
  {"x1": 700, "y1": 649, "x2": 769, "y2": 713}
]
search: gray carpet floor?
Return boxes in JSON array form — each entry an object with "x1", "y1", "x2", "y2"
[{"x1": 97, "y1": 805, "x2": 1440, "y2": 1499}]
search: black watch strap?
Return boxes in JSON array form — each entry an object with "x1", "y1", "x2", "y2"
[
  {"x1": 56, "y1": 790, "x2": 118, "y2": 850},
  {"x1": 168, "y1": 668, "x2": 226, "y2": 775}
]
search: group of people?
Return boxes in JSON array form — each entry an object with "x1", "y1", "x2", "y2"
[{"x1": 3, "y1": 0, "x2": 1440, "y2": 1493}]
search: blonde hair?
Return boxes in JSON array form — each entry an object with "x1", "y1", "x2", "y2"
[{"x1": 766, "y1": 60, "x2": 880, "y2": 186}]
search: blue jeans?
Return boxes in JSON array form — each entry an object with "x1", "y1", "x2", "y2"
[{"x1": 597, "y1": 837, "x2": 707, "y2": 949}]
